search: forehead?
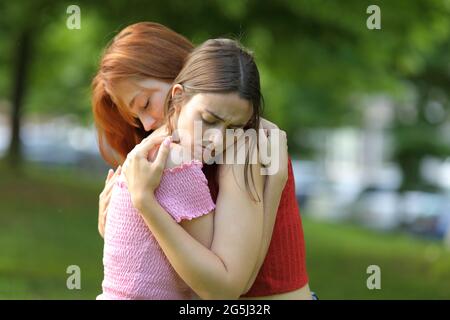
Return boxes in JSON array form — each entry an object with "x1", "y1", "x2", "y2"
[
  {"x1": 113, "y1": 78, "x2": 169, "y2": 104},
  {"x1": 190, "y1": 93, "x2": 253, "y2": 124}
]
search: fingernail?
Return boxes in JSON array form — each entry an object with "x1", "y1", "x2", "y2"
[{"x1": 163, "y1": 136, "x2": 172, "y2": 147}]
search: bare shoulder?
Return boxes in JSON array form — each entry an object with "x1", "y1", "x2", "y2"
[
  {"x1": 219, "y1": 139, "x2": 265, "y2": 188},
  {"x1": 217, "y1": 161, "x2": 265, "y2": 202}
]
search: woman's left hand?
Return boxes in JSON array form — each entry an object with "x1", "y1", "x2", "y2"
[{"x1": 122, "y1": 135, "x2": 172, "y2": 212}]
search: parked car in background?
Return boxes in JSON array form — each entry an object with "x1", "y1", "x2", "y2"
[
  {"x1": 348, "y1": 186, "x2": 402, "y2": 230},
  {"x1": 401, "y1": 191, "x2": 450, "y2": 239},
  {"x1": 291, "y1": 159, "x2": 362, "y2": 220}
]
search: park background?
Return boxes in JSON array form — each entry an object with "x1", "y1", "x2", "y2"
[{"x1": 0, "y1": 0, "x2": 450, "y2": 299}]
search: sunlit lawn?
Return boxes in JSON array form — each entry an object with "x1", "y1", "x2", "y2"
[
  {"x1": 304, "y1": 217, "x2": 450, "y2": 299},
  {"x1": 0, "y1": 162, "x2": 104, "y2": 299},
  {"x1": 1, "y1": 162, "x2": 449, "y2": 299}
]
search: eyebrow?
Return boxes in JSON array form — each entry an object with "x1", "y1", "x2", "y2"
[{"x1": 206, "y1": 110, "x2": 247, "y2": 127}]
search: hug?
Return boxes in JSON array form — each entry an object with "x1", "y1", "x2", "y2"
[{"x1": 92, "y1": 22, "x2": 312, "y2": 300}]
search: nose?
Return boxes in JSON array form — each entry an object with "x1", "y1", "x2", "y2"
[{"x1": 141, "y1": 114, "x2": 157, "y2": 132}]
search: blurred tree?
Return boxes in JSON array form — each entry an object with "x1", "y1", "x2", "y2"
[
  {"x1": 0, "y1": 0, "x2": 448, "y2": 179},
  {"x1": 393, "y1": 37, "x2": 450, "y2": 191},
  {"x1": 0, "y1": 1, "x2": 68, "y2": 167}
]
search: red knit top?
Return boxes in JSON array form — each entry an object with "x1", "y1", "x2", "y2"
[{"x1": 203, "y1": 157, "x2": 309, "y2": 297}]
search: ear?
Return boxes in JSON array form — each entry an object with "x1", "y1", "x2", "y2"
[
  {"x1": 171, "y1": 84, "x2": 184, "y2": 100},
  {"x1": 170, "y1": 84, "x2": 184, "y2": 114}
]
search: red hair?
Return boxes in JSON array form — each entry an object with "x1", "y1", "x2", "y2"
[{"x1": 91, "y1": 22, "x2": 194, "y2": 166}]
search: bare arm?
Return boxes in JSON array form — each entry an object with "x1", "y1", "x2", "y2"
[
  {"x1": 97, "y1": 130, "x2": 169, "y2": 238},
  {"x1": 98, "y1": 166, "x2": 121, "y2": 238},
  {"x1": 242, "y1": 119, "x2": 289, "y2": 293},
  {"x1": 179, "y1": 211, "x2": 214, "y2": 249},
  {"x1": 122, "y1": 133, "x2": 273, "y2": 299},
  {"x1": 133, "y1": 162, "x2": 265, "y2": 300},
  {"x1": 242, "y1": 177, "x2": 284, "y2": 293}
]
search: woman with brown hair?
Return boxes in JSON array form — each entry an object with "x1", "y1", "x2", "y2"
[{"x1": 93, "y1": 22, "x2": 311, "y2": 299}]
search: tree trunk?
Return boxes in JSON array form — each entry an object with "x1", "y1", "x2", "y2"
[{"x1": 7, "y1": 28, "x2": 32, "y2": 167}]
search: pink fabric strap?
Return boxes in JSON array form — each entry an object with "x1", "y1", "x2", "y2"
[{"x1": 154, "y1": 160, "x2": 215, "y2": 223}]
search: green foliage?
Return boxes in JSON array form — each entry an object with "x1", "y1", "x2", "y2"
[
  {"x1": 0, "y1": 0, "x2": 449, "y2": 182},
  {"x1": 27, "y1": 13, "x2": 108, "y2": 122}
]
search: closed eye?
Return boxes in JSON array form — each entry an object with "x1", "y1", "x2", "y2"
[
  {"x1": 202, "y1": 117, "x2": 217, "y2": 125},
  {"x1": 141, "y1": 98, "x2": 150, "y2": 110}
]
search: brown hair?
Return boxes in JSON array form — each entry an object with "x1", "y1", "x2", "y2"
[
  {"x1": 91, "y1": 22, "x2": 194, "y2": 166},
  {"x1": 165, "y1": 39, "x2": 263, "y2": 201}
]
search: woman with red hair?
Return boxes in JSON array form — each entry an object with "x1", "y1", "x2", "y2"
[{"x1": 92, "y1": 22, "x2": 311, "y2": 299}]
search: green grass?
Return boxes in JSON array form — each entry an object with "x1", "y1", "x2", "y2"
[
  {"x1": 0, "y1": 161, "x2": 105, "y2": 299},
  {"x1": 1, "y1": 161, "x2": 449, "y2": 299},
  {"x1": 303, "y1": 218, "x2": 450, "y2": 299}
]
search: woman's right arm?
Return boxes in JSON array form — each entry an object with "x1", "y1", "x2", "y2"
[
  {"x1": 98, "y1": 166, "x2": 121, "y2": 238},
  {"x1": 98, "y1": 132, "x2": 169, "y2": 238},
  {"x1": 123, "y1": 138, "x2": 265, "y2": 299},
  {"x1": 241, "y1": 118, "x2": 289, "y2": 293},
  {"x1": 136, "y1": 162, "x2": 265, "y2": 300}
]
